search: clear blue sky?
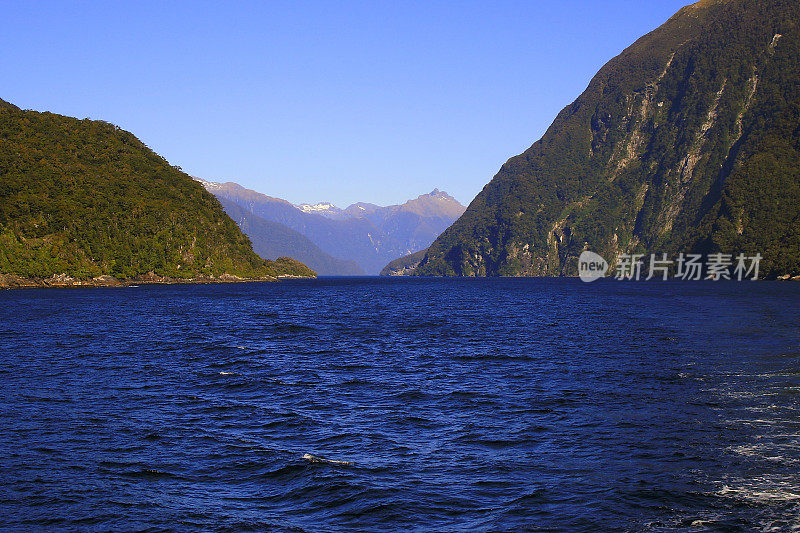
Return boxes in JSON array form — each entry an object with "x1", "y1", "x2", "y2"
[{"x1": 1, "y1": 1, "x2": 690, "y2": 207}]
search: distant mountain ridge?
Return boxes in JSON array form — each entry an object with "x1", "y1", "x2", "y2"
[
  {"x1": 197, "y1": 179, "x2": 465, "y2": 274},
  {"x1": 216, "y1": 197, "x2": 364, "y2": 276},
  {"x1": 298, "y1": 189, "x2": 465, "y2": 222},
  {"x1": 296, "y1": 202, "x2": 348, "y2": 219}
]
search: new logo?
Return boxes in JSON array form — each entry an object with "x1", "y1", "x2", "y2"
[{"x1": 578, "y1": 251, "x2": 608, "y2": 282}]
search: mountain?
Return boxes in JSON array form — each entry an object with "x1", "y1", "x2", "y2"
[
  {"x1": 296, "y1": 202, "x2": 349, "y2": 220},
  {"x1": 0, "y1": 99, "x2": 315, "y2": 284},
  {"x1": 380, "y1": 249, "x2": 427, "y2": 276},
  {"x1": 199, "y1": 180, "x2": 465, "y2": 274},
  {"x1": 360, "y1": 189, "x2": 467, "y2": 254},
  {"x1": 217, "y1": 198, "x2": 363, "y2": 275},
  {"x1": 415, "y1": 0, "x2": 800, "y2": 279}
]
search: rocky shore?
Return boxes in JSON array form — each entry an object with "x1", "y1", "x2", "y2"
[{"x1": 0, "y1": 271, "x2": 312, "y2": 290}]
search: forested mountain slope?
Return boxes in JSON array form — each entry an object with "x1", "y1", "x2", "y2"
[
  {"x1": 0, "y1": 99, "x2": 314, "y2": 282},
  {"x1": 416, "y1": 0, "x2": 800, "y2": 278}
]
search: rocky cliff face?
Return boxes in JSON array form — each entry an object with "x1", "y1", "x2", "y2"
[{"x1": 416, "y1": 0, "x2": 800, "y2": 278}]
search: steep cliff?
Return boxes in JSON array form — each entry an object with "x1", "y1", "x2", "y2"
[{"x1": 417, "y1": 0, "x2": 800, "y2": 278}]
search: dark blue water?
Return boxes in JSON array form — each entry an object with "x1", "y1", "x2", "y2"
[{"x1": 1, "y1": 278, "x2": 799, "y2": 532}]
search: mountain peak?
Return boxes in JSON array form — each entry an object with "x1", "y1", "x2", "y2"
[
  {"x1": 296, "y1": 202, "x2": 346, "y2": 219},
  {"x1": 401, "y1": 189, "x2": 465, "y2": 218},
  {"x1": 298, "y1": 201, "x2": 338, "y2": 211},
  {"x1": 424, "y1": 188, "x2": 457, "y2": 202}
]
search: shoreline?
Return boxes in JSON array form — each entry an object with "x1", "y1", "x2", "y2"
[
  {"x1": 0, "y1": 272, "x2": 314, "y2": 290},
  {"x1": 3, "y1": 273, "x2": 796, "y2": 289}
]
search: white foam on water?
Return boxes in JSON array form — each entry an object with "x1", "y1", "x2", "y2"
[
  {"x1": 729, "y1": 444, "x2": 800, "y2": 465},
  {"x1": 724, "y1": 418, "x2": 784, "y2": 425},
  {"x1": 717, "y1": 478, "x2": 800, "y2": 503},
  {"x1": 697, "y1": 363, "x2": 800, "y2": 531},
  {"x1": 302, "y1": 453, "x2": 353, "y2": 466}
]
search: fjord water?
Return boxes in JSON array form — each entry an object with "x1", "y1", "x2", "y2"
[{"x1": 1, "y1": 278, "x2": 799, "y2": 532}]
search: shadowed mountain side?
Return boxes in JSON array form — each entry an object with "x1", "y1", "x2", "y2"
[{"x1": 217, "y1": 198, "x2": 364, "y2": 276}]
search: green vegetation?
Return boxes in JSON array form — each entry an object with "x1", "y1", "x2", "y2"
[
  {"x1": 380, "y1": 249, "x2": 427, "y2": 276},
  {"x1": 0, "y1": 99, "x2": 314, "y2": 281},
  {"x1": 416, "y1": 0, "x2": 800, "y2": 278}
]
